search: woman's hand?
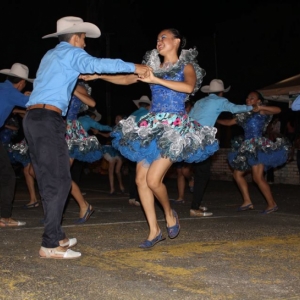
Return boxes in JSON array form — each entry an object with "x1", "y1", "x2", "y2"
[
  {"x1": 137, "y1": 69, "x2": 156, "y2": 83},
  {"x1": 79, "y1": 74, "x2": 99, "y2": 81}
]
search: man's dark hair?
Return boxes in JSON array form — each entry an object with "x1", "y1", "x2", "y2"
[
  {"x1": 6, "y1": 75, "x2": 24, "y2": 84},
  {"x1": 58, "y1": 32, "x2": 83, "y2": 42},
  {"x1": 139, "y1": 102, "x2": 150, "y2": 108}
]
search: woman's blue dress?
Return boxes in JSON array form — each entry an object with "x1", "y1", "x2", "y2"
[
  {"x1": 65, "y1": 83, "x2": 102, "y2": 163},
  {"x1": 111, "y1": 48, "x2": 219, "y2": 165},
  {"x1": 228, "y1": 111, "x2": 290, "y2": 171},
  {"x1": 0, "y1": 117, "x2": 30, "y2": 167}
]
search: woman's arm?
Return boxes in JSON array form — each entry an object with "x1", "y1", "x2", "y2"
[
  {"x1": 98, "y1": 132, "x2": 111, "y2": 138},
  {"x1": 4, "y1": 124, "x2": 19, "y2": 131},
  {"x1": 137, "y1": 64, "x2": 196, "y2": 94},
  {"x1": 12, "y1": 108, "x2": 26, "y2": 115},
  {"x1": 257, "y1": 105, "x2": 281, "y2": 115},
  {"x1": 79, "y1": 74, "x2": 138, "y2": 85},
  {"x1": 216, "y1": 118, "x2": 237, "y2": 126},
  {"x1": 73, "y1": 84, "x2": 96, "y2": 107}
]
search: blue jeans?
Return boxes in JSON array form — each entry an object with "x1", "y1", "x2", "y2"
[{"x1": 23, "y1": 109, "x2": 71, "y2": 248}]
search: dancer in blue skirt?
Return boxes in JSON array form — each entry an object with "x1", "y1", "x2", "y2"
[
  {"x1": 217, "y1": 91, "x2": 290, "y2": 214},
  {"x1": 81, "y1": 28, "x2": 219, "y2": 248}
]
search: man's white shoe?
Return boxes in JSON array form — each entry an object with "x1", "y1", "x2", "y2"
[
  {"x1": 129, "y1": 199, "x2": 141, "y2": 206},
  {"x1": 190, "y1": 209, "x2": 213, "y2": 217},
  {"x1": 59, "y1": 238, "x2": 77, "y2": 248},
  {"x1": 199, "y1": 206, "x2": 208, "y2": 212},
  {"x1": 39, "y1": 247, "x2": 81, "y2": 259}
]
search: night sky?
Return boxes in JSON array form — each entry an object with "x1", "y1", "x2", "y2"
[{"x1": 1, "y1": 0, "x2": 300, "y2": 127}]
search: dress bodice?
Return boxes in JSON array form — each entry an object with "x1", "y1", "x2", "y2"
[
  {"x1": 236, "y1": 112, "x2": 272, "y2": 140},
  {"x1": 66, "y1": 95, "x2": 81, "y2": 121},
  {"x1": 150, "y1": 64, "x2": 186, "y2": 113},
  {"x1": 143, "y1": 48, "x2": 205, "y2": 114}
]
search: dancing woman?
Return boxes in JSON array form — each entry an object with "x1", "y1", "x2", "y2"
[
  {"x1": 217, "y1": 91, "x2": 290, "y2": 214},
  {"x1": 66, "y1": 81, "x2": 108, "y2": 224},
  {"x1": 1, "y1": 111, "x2": 39, "y2": 209},
  {"x1": 81, "y1": 28, "x2": 219, "y2": 247}
]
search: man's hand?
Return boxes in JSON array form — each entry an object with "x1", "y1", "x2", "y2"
[{"x1": 134, "y1": 64, "x2": 152, "y2": 78}]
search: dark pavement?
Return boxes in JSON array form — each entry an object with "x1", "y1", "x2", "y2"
[{"x1": 1, "y1": 171, "x2": 300, "y2": 300}]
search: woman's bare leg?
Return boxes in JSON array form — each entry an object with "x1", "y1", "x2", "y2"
[
  {"x1": 115, "y1": 157, "x2": 124, "y2": 192},
  {"x1": 175, "y1": 167, "x2": 185, "y2": 201},
  {"x1": 146, "y1": 158, "x2": 176, "y2": 229},
  {"x1": 182, "y1": 164, "x2": 193, "y2": 192},
  {"x1": 252, "y1": 164, "x2": 277, "y2": 210},
  {"x1": 70, "y1": 180, "x2": 90, "y2": 218},
  {"x1": 23, "y1": 164, "x2": 38, "y2": 206},
  {"x1": 136, "y1": 162, "x2": 160, "y2": 241},
  {"x1": 233, "y1": 170, "x2": 253, "y2": 206},
  {"x1": 107, "y1": 159, "x2": 116, "y2": 194},
  {"x1": 69, "y1": 158, "x2": 90, "y2": 218}
]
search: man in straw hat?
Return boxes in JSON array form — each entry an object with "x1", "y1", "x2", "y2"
[
  {"x1": 23, "y1": 16, "x2": 151, "y2": 259},
  {"x1": 0, "y1": 63, "x2": 34, "y2": 227},
  {"x1": 188, "y1": 79, "x2": 258, "y2": 217}
]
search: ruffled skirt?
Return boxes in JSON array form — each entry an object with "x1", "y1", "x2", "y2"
[
  {"x1": 8, "y1": 139, "x2": 31, "y2": 167},
  {"x1": 111, "y1": 112, "x2": 219, "y2": 165},
  {"x1": 228, "y1": 136, "x2": 290, "y2": 171},
  {"x1": 65, "y1": 119, "x2": 102, "y2": 163}
]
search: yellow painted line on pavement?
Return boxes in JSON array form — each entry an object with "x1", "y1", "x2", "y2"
[{"x1": 78, "y1": 235, "x2": 300, "y2": 297}]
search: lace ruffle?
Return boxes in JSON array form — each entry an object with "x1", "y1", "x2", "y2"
[
  {"x1": 65, "y1": 119, "x2": 102, "y2": 162},
  {"x1": 142, "y1": 48, "x2": 206, "y2": 99},
  {"x1": 111, "y1": 114, "x2": 219, "y2": 165},
  {"x1": 228, "y1": 135, "x2": 290, "y2": 171}
]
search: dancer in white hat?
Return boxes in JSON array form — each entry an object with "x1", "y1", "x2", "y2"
[
  {"x1": 22, "y1": 16, "x2": 151, "y2": 259},
  {"x1": 0, "y1": 63, "x2": 34, "y2": 227}
]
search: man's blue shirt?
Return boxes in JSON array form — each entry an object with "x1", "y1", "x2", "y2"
[
  {"x1": 27, "y1": 42, "x2": 135, "y2": 116},
  {"x1": 189, "y1": 94, "x2": 252, "y2": 126},
  {"x1": 0, "y1": 80, "x2": 29, "y2": 128},
  {"x1": 78, "y1": 115, "x2": 112, "y2": 132},
  {"x1": 291, "y1": 95, "x2": 300, "y2": 111},
  {"x1": 130, "y1": 107, "x2": 149, "y2": 122}
]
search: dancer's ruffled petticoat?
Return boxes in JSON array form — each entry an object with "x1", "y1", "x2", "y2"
[
  {"x1": 66, "y1": 119, "x2": 102, "y2": 163},
  {"x1": 9, "y1": 139, "x2": 31, "y2": 167},
  {"x1": 228, "y1": 135, "x2": 290, "y2": 171},
  {"x1": 102, "y1": 145, "x2": 122, "y2": 158},
  {"x1": 111, "y1": 113, "x2": 219, "y2": 165}
]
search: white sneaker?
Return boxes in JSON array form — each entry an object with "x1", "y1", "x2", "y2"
[
  {"x1": 199, "y1": 206, "x2": 208, "y2": 212},
  {"x1": 129, "y1": 199, "x2": 141, "y2": 206},
  {"x1": 39, "y1": 247, "x2": 81, "y2": 259},
  {"x1": 190, "y1": 209, "x2": 213, "y2": 217}
]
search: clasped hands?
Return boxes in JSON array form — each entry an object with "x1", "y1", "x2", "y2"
[{"x1": 134, "y1": 64, "x2": 152, "y2": 79}]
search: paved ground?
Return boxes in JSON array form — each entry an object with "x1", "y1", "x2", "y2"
[{"x1": 0, "y1": 171, "x2": 300, "y2": 300}]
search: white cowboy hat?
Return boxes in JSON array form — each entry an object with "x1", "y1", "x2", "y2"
[
  {"x1": 133, "y1": 95, "x2": 151, "y2": 108},
  {"x1": 88, "y1": 108, "x2": 102, "y2": 122},
  {"x1": 93, "y1": 110, "x2": 102, "y2": 122},
  {"x1": 200, "y1": 79, "x2": 231, "y2": 93},
  {"x1": 0, "y1": 63, "x2": 34, "y2": 83},
  {"x1": 42, "y1": 16, "x2": 101, "y2": 39}
]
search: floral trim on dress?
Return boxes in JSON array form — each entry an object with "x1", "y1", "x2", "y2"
[
  {"x1": 112, "y1": 114, "x2": 219, "y2": 165},
  {"x1": 65, "y1": 119, "x2": 102, "y2": 163},
  {"x1": 228, "y1": 111, "x2": 290, "y2": 171}
]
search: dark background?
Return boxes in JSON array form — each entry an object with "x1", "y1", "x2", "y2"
[{"x1": 1, "y1": 0, "x2": 300, "y2": 143}]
